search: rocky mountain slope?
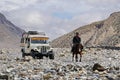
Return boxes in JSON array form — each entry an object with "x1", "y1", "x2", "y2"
[
  {"x1": 51, "y1": 12, "x2": 120, "y2": 48},
  {"x1": 0, "y1": 13, "x2": 24, "y2": 48}
]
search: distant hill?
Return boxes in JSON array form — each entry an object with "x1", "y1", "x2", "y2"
[
  {"x1": 0, "y1": 13, "x2": 24, "y2": 48},
  {"x1": 51, "y1": 12, "x2": 120, "y2": 48}
]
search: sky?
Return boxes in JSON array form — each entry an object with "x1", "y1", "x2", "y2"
[{"x1": 0, "y1": 0, "x2": 120, "y2": 40}]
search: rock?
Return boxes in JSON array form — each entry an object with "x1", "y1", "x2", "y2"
[
  {"x1": 57, "y1": 72, "x2": 65, "y2": 76},
  {"x1": 31, "y1": 75, "x2": 43, "y2": 80},
  {"x1": 6, "y1": 68, "x2": 15, "y2": 73},
  {"x1": 23, "y1": 56, "x2": 33, "y2": 62},
  {"x1": 44, "y1": 69, "x2": 56, "y2": 75},
  {"x1": 14, "y1": 57, "x2": 20, "y2": 61},
  {"x1": 0, "y1": 55, "x2": 7, "y2": 60},
  {"x1": 43, "y1": 73, "x2": 52, "y2": 80},
  {"x1": 117, "y1": 73, "x2": 120, "y2": 77},
  {"x1": 79, "y1": 76, "x2": 87, "y2": 80},
  {"x1": 93, "y1": 63, "x2": 106, "y2": 72},
  {"x1": 19, "y1": 72, "x2": 27, "y2": 77},
  {"x1": 105, "y1": 76, "x2": 114, "y2": 80},
  {"x1": 0, "y1": 74, "x2": 14, "y2": 80},
  {"x1": 114, "y1": 66, "x2": 119, "y2": 70},
  {"x1": 66, "y1": 64, "x2": 74, "y2": 71},
  {"x1": 61, "y1": 66, "x2": 67, "y2": 72},
  {"x1": 59, "y1": 53, "x2": 65, "y2": 57},
  {"x1": 0, "y1": 49, "x2": 6, "y2": 54},
  {"x1": 0, "y1": 74, "x2": 8, "y2": 80}
]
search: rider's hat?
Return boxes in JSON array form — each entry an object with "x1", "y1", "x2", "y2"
[{"x1": 75, "y1": 32, "x2": 79, "y2": 35}]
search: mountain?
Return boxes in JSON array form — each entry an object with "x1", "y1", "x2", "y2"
[
  {"x1": 51, "y1": 12, "x2": 120, "y2": 48},
  {"x1": 0, "y1": 13, "x2": 24, "y2": 48}
]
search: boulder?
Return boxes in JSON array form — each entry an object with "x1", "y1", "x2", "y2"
[
  {"x1": 0, "y1": 75, "x2": 8, "y2": 80},
  {"x1": 92, "y1": 63, "x2": 105, "y2": 72},
  {"x1": 23, "y1": 56, "x2": 33, "y2": 62},
  {"x1": 0, "y1": 49, "x2": 6, "y2": 54}
]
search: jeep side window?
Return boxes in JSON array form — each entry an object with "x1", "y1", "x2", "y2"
[
  {"x1": 25, "y1": 38, "x2": 29, "y2": 43},
  {"x1": 44, "y1": 40, "x2": 47, "y2": 43},
  {"x1": 25, "y1": 38, "x2": 27, "y2": 43},
  {"x1": 28, "y1": 38, "x2": 30, "y2": 42},
  {"x1": 28, "y1": 38, "x2": 30, "y2": 44},
  {"x1": 28, "y1": 38, "x2": 30, "y2": 48}
]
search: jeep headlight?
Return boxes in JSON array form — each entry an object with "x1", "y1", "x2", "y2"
[
  {"x1": 37, "y1": 46, "x2": 41, "y2": 49},
  {"x1": 34, "y1": 48, "x2": 38, "y2": 51},
  {"x1": 50, "y1": 48, "x2": 53, "y2": 51}
]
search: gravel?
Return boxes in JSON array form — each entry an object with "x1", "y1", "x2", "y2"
[{"x1": 0, "y1": 48, "x2": 120, "y2": 80}]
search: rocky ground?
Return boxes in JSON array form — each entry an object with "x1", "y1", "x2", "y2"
[{"x1": 0, "y1": 48, "x2": 120, "y2": 80}]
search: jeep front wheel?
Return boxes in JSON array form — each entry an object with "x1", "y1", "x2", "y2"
[
  {"x1": 30, "y1": 51, "x2": 36, "y2": 59},
  {"x1": 38, "y1": 54, "x2": 43, "y2": 59},
  {"x1": 49, "y1": 53, "x2": 54, "y2": 60}
]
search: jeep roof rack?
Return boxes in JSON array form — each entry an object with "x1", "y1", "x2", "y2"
[
  {"x1": 28, "y1": 31, "x2": 39, "y2": 35},
  {"x1": 27, "y1": 31, "x2": 45, "y2": 35}
]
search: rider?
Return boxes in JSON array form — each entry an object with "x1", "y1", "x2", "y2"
[{"x1": 71, "y1": 32, "x2": 81, "y2": 52}]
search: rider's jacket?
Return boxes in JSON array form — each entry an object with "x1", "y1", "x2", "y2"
[{"x1": 73, "y1": 36, "x2": 81, "y2": 44}]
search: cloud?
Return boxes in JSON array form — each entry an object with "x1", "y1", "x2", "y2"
[
  {"x1": 0, "y1": 0, "x2": 38, "y2": 11},
  {"x1": 1, "y1": 0, "x2": 120, "y2": 40},
  {"x1": 86, "y1": 0, "x2": 120, "y2": 4},
  {"x1": 25, "y1": 12, "x2": 44, "y2": 25}
]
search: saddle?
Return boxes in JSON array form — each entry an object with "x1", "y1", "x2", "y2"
[{"x1": 71, "y1": 43, "x2": 83, "y2": 52}]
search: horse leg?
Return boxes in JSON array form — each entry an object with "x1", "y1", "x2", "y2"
[
  {"x1": 79, "y1": 52, "x2": 82, "y2": 62},
  {"x1": 75, "y1": 53, "x2": 78, "y2": 62},
  {"x1": 72, "y1": 53, "x2": 74, "y2": 61}
]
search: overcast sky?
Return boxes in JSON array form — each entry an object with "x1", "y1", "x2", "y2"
[{"x1": 0, "y1": 0, "x2": 120, "y2": 40}]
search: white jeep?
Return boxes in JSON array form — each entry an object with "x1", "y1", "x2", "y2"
[{"x1": 20, "y1": 31, "x2": 54, "y2": 59}]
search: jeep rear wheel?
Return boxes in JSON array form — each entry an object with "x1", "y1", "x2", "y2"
[
  {"x1": 22, "y1": 52, "x2": 25, "y2": 58},
  {"x1": 21, "y1": 49, "x2": 26, "y2": 58}
]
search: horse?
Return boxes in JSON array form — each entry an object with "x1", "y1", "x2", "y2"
[{"x1": 72, "y1": 43, "x2": 83, "y2": 62}]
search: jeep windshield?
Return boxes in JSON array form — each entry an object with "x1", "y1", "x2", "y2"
[
  {"x1": 31, "y1": 40, "x2": 47, "y2": 44},
  {"x1": 31, "y1": 37, "x2": 48, "y2": 44}
]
